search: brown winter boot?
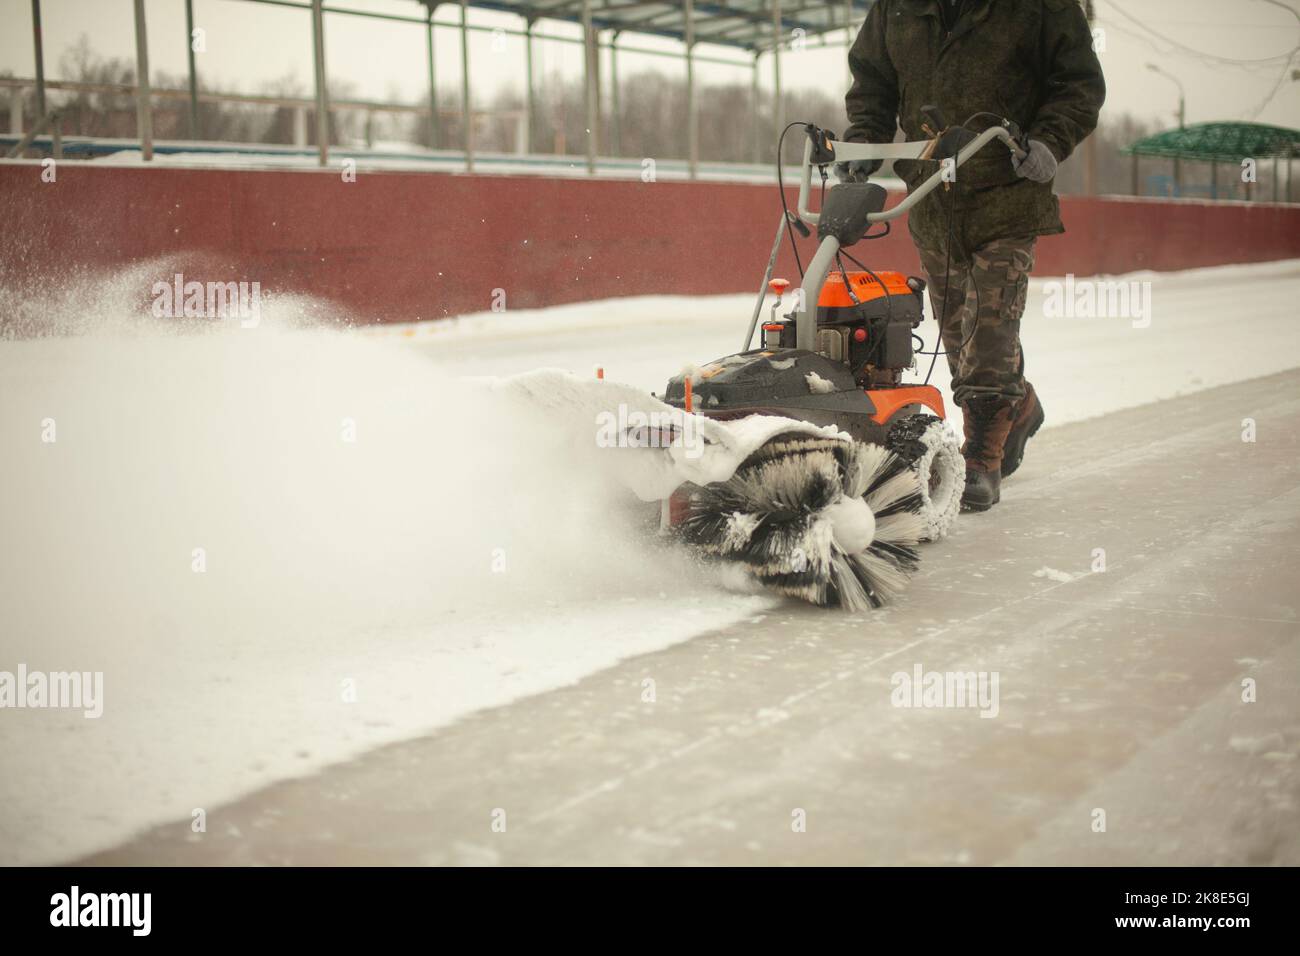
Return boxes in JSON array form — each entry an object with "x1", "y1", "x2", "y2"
[
  {"x1": 961, "y1": 396, "x2": 1016, "y2": 512},
  {"x1": 1001, "y1": 382, "x2": 1045, "y2": 479}
]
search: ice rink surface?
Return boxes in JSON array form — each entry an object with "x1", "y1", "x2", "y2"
[
  {"x1": 82, "y1": 368, "x2": 1300, "y2": 866},
  {"x1": 2, "y1": 260, "x2": 1298, "y2": 865}
]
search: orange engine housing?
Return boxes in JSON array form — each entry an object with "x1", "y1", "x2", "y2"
[{"x1": 817, "y1": 269, "x2": 914, "y2": 309}]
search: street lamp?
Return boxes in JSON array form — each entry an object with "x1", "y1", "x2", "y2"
[
  {"x1": 1146, "y1": 62, "x2": 1186, "y2": 129},
  {"x1": 1146, "y1": 62, "x2": 1187, "y2": 196}
]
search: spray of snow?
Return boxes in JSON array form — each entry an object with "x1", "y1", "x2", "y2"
[
  {"x1": 0, "y1": 264, "x2": 773, "y2": 864},
  {"x1": 496, "y1": 367, "x2": 853, "y2": 501},
  {"x1": 722, "y1": 512, "x2": 762, "y2": 551}
]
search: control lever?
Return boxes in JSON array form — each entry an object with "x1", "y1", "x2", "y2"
[
  {"x1": 920, "y1": 104, "x2": 975, "y2": 161},
  {"x1": 806, "y1": 125, "x2": 837, "y2": 166},
  {"x1": 1002, "y1": 118, "x2": 1031, "y2": 159},
  {"x1": 920, "y1": 104, "x2": 948, "y2": 137}
]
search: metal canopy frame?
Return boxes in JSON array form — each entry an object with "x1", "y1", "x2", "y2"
[
  {"x1": 1123, "y1": 121, "x2": 1299, "y2": 202},
  {"x1": 1123, "y1": 121, "x2": 1300, "y2": 164},
  {"x1": 419, "y1": 1, "x2": 870, "y2": 52},
  {"x1": 416, "y1": 0, "x2": 874, "y2": 176},
  {"x1": 16, "y1": 0, "x2": 876, "y2": 177}
]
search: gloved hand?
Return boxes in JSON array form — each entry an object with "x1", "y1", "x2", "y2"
[
  {"x1": 1013, "y1": 139, "x2": 1058, "y2": 183},
  {"x1": 834, "y1": 158, "x2": 882, "y2": 183}
]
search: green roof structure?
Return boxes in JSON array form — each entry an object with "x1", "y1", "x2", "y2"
[
  {"x1": 1123, "y1": 122, "x2": 1300, "y2": 164},
  {"x1": 1123, "y1": 122, "x2": 1298, "y2": 201}
]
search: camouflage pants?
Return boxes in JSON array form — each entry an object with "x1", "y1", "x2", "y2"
[{"x1": 916, "y1": 235, "x2": 1036, "y2": 406}]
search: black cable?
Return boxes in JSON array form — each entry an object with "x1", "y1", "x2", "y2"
[
  {"x1": 775, "y1": 122, "x2": 811, "y2": 279},
  {"x1": 916, "y1": 184, "x2": 973, "y2": 385},
  {"x1": 1105, "y1": 0, "x2": 1299, "y2": 66},
  {"x1": 912, "y1": 114, "x2": 1018, "y2": 375},
  {"x1": 785, "y1": 115, "x2": 998, "y2": 388},
  {"x1": 921, "y1": 187, "x2": 955, "y2": 383},
  {"x1": 835, "y1": 248, "x2": 898, "y2": 381},
  {"x1": 835, "y1": 253, "x2": 871, "y2": 377},
  {"x1": 836, "y1": 255, "x2": 861, "y2": 306},
  {"x1": 842, "y1": 256, "x2": 893, "y2": 326},
  {"x1": 962, "y1": 111, "x2": 1011, "y2": 130}
]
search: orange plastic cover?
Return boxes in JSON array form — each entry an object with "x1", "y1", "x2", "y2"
[
  {"x1": 867, "y1": 385, "x2": 946, "y2": 425},
  {"x1": 818, "y1": 270, "x2": 913, "y2": 308}
]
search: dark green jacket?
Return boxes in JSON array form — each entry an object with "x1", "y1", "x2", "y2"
[{"x1": 844, "y1": 0, "x2": 1105, "y2": 251}]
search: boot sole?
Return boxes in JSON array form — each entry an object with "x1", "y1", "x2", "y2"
[
  {"x1": 961, "y1": 479, "x2": 1001, "y2": 512},
  {"x1": 1001, "y1": 401, "x2": 1045, "y2": 478}
]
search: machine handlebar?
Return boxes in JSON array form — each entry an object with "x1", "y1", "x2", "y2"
[{"x1": 796, "y1": 124, "x2": 1026, "y2": 227}]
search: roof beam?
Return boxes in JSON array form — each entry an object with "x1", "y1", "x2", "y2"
[{"x1": 417, "y1": 1, "x2": 867, "y2": 52}]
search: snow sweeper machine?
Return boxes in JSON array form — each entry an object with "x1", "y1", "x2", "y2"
[{"x1": 513, "y1": 113, "x2": 1031, "y2": 611}]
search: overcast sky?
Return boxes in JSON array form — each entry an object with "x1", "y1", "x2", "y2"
[{"x1": 1, "y1": 0, "x2": 1297, "y2": 131}]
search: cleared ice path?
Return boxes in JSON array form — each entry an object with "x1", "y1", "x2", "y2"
[{"x1": 84, "y1": 368, "x2": 1300, "y2": 865}]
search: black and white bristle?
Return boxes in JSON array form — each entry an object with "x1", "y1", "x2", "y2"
[{"x1": 674, "y1": 437, "x2": 927, "y2": 611}]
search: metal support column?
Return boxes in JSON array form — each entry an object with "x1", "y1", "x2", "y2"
[
  {"x1": 609, "y1": 31, "x2": 621, "y2": 157},
  {"x1": 524, "y1": 18, "x2": 536, "y2": 155},
  {"x1": 1082, "y1": 0, "x2": 1098, "y2": 195},
  {"x1": 311, "y1": 0, "x2": 329, "y2": 165},
  {"x1": 685, "y1": 0, "x2": 697, "y2": 179},
  {"x1": 426, "y1": 5, "x2": 438, "y2": 150},
  {"x1": 844, "y1": 0, "x2": 854, "y2": 92},
  {"x1": 460, "y1": 0, "x2": 473, "y2": 171},
  {"x1": 1273, "y1": 155, "x2": 1280, "y2": 202},
  {"x1": 133, "y1": 0, "x2": 153, "y2": 161},
  {"x1": 582, "y1": 0, "x2": 598, "y2": 175},
  {"x1": 185, "y1": 0, "x2": 199, "y2": 138},
  {"x1": 1209, "y1": 159, "x2": 1217, "y2": 200},
  {"x1": 772, "y1": 0, "x2": 784, "y2": 152},
  {"x1": 31, "y1": 0, "x2": 46, "y2": 119}
]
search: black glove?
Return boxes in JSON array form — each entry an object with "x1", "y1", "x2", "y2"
[{"x1": 833, "y1": 158, "x2": 882, "y2": 183}]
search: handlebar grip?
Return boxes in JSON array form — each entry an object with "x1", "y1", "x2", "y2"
[
  {"x1": 920, "y1": 104, "x2": 948, "y2": 133},
  {"x1": 1003, "y1": 119, "x2": 1031, "y2": 160}
]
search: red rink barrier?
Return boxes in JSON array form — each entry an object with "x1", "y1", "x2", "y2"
[{"x1": 2, "y1": 163, "x2": 1298, "y2": 324}]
